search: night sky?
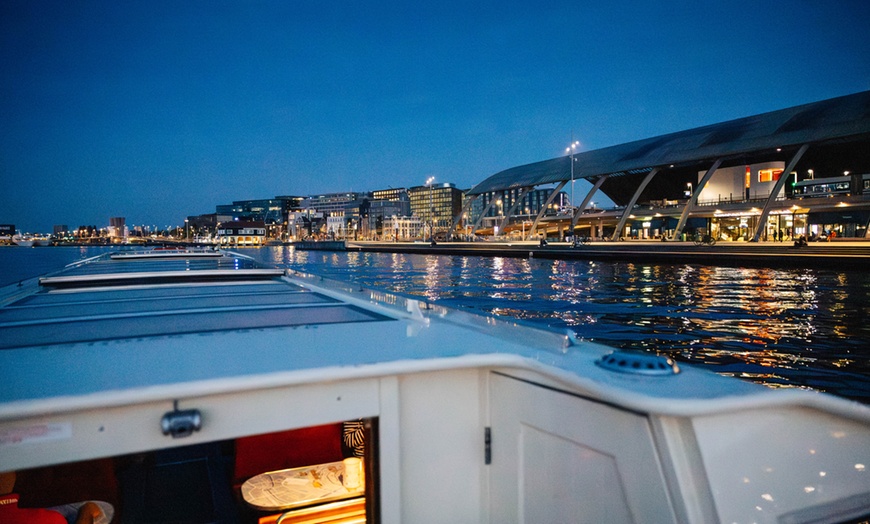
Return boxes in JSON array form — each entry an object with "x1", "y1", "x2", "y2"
[{"x1": 2, "y1": 1, "x2": 869, "y2": 233}]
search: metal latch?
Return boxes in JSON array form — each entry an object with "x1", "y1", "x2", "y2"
[{"x1": 161, "y1": 400, "x2": 202, "y2": 438}]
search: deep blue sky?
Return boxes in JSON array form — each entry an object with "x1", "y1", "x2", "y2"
[{"x1": 2, "y1": 1, "x2": 869, "y2": 233}]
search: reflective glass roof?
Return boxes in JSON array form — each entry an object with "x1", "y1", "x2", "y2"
[{"x1": 0, "y1": 251, "x2": 392, "y2": 350}]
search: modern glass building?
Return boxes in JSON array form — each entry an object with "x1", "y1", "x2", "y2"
[
  {"x1": 216, "y1": 196, "x2": 303, "y2": 225},
  {"x1": 408, "y1": 183, "x2": 463, "y2": 234},
  {"x1": 301, "y1": 193, "x2": 370, "y2": 217},
  {"x1": 372, "y1": 188, "x2": 408, "y2": 202}
]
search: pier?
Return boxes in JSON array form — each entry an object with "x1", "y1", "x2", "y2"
[{"x1": 348, "y1": 239, "x2": 870, "y2": 269}]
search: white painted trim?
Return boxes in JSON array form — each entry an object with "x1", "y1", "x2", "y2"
[
  {"x1": 378, "y1": 376, "x2": 402, "y2": 524},
  {"x1": 38, "y1": 268, "x2": 284, "y2": 286}
]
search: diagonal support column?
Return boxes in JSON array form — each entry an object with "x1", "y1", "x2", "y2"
[
  {"x1": 495, "y1": 187, "x2": 532, "y2": 237},
  {"x1": 673, "y1": 158, "x2": 723, "y2": 240},
  {"x1": 527, "y1": 181, "x2": 567, "y2": 240},
  {"x1": 571, "y1": 175, "x2": 609, "y2": 229},
  {"x1": 471, "y1": 192, "x2": 501, "y2": 233},
  {"x1": 610, "y1": 168, "x2": 661, "y2": 241},
  {"x1": 751, "y1": 144, "x2": 809, "y2": 242},
  {"x1": 471, "y1": 191, "x2": 504, "y2": 231},
  {"x1": 450, "y1": 194, "x2": 478, "y2": 239}
]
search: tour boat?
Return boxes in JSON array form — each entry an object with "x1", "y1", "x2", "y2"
[
  {"x1": 0, "y1": 249, "x2": 868, "y2": 523},
  {"x1": 11, "y1": 234, "x2": 35, "y2": 247},
  {"x1": 11, "y1": 234, "x2": 51, "y2": 247}
]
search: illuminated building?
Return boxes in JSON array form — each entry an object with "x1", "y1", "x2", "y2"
[{"x1": 408, "y1": 183, "x2": 463, "y2": 236}]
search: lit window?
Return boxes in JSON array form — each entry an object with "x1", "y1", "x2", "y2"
[{"x1": 758, "y1": 169, "x2": 783, "y2": 183}]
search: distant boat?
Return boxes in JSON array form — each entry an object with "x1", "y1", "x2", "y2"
[
  {"x1": 12, "y1": 234, "x2": 51, "y2": 247},
  {"x1": 11, "y1": 234, "x2": 34, "y2": 247}
]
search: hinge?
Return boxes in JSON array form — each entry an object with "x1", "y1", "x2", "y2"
[{"x1": 484, "y1": 426, "x2": 492, "y2": 465}]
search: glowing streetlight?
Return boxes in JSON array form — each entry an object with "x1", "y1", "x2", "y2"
[
  {"x1": 426, "y1": 176, "x2": 435, "y2": 241},
  {"x1": 566, "y1": 140, "x2": 580, "y2": 208},
  {"x1": 494, "y1": 198, "x2": 503, "y2": 237}
]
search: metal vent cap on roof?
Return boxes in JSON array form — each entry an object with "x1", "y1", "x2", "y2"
[{"x1": 596, "y1": 351, "x2": 680, "y2": 376}]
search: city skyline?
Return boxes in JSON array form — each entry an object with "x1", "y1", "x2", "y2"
[{"x1": 3, "y1": 0, "x2": 870, "y2": 232}]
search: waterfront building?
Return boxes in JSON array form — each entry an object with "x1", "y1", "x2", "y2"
[
  {"x1": 187, "y1": 214, "x2": 233, "y2": 241},
  {"x1": 388, "y1": 215, "x2": 424, "y2": 241},
  {"x1": 326, "y1": 216, "x2": 348, "y2": 239},
  {"x1": 301, "y1": 193, "x2": 375, "y2": 240},
  {"x1": 372, "y1": 187, "x2": 408, "y2": 202},
  {"x1": 215, "y1": 196, "x2": 303, "y2": 240},
  {"x1": 0, "y1": 225, "x2": 14, "y2": 239},
  {"x1": 286, "y1": 211, "x2": 324, "y2": 240},
  {"x1": 216, "y1": 197, "x2": 302, "y2": 226},
  {"x1": 465, "y1": 90, "x2": 870, "y2": 241},
  {"x1": 216, "y1": 220, "x2": 266, "y2": 246},
  {"x1": 108, "y1": 217, "x2": 126, "y2": 240},
  {"x1": 349, "y1": 188, "x2": 413, "y2": 240},
  {"x1": 301, "y1": 192, "x2": 370, "y2": 216},
  {"x1": 408, "y1": 183, "x2": 463, "y2": 237},
  {"x1": 214, "y1": 199, "x2": 278, "y2": 222},
  {"x1": 275, "y1": 195, "x2": 306, "y2": 209},
  {"x1": 359, "y1": 199, "x2": 411, "y2": 240},
  {"x1": 75, "y1": 226, "x2": 99, "y2": 239}
]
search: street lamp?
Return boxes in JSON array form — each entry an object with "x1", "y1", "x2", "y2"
[
  {"x1": 565, "y1": 140, "x2": 580, "y2": 209},
  {"x1": 495, "y1": 198, "x2": 503, "y2": 237},
  {"x1": 426, "y1": 176, "x2": 435, "y2": 241}
]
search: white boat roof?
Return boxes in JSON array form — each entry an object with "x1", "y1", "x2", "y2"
[{"x1": 1, "y1": 250, "x2": 868, "y2": 423}]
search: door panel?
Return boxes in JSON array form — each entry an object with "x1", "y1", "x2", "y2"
[{"x1": 489, "y1": 373, "x2": 676, "y2": 524}]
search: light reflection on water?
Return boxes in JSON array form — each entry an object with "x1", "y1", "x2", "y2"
[{"x1": 241, "y1": 246, "x2": 870, "y2": 403}]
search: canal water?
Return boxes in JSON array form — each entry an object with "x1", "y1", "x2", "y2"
[{"x1": 2, "y1": 245, "x2": 869, "y2": 403}]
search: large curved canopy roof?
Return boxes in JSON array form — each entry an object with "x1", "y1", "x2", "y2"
[{"x1": 468, "y1": 90, "x2": 870, "y2": 197}]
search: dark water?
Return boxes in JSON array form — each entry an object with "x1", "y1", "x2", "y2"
[
  {"x1": 0, "y1": 246, "x2": 115, "y2": 285},
  {"x1": 2, "y1": 246, "x2": 869, "y2": 403}
]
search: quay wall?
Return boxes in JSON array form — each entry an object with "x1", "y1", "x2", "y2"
[{"x1": 348, "y1": 240, "x2": 870, "y2": 270}]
